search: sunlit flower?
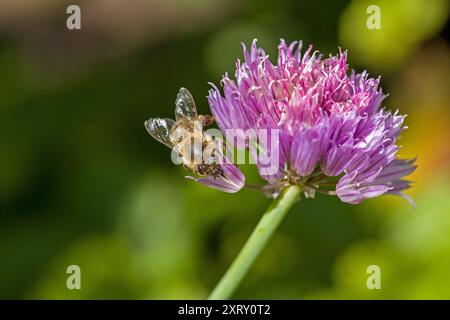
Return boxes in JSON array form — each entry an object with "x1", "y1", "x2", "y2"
[{"x1": 208, "y1": 39, "x2": 416, "y2": 204}]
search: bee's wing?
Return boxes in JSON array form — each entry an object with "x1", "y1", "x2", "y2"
[
  {"x1": 175, "y1": 87, "x2": 198, "y2": 121},
  {"x1": 144, "y1": 118, "x2": 176, "y2": 149}
]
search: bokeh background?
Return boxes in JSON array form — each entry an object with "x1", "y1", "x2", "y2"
[{"x1": 0, "y1": 0, "x2": 449, "y2": 299}]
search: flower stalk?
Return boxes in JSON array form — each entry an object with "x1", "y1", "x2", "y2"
[{"x1": 208, "y1": 185, "x2": 302, "y2": 300}]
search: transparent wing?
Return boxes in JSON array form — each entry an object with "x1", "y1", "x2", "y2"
[
  {"x1": 175, "y1": 87, "x2": 198, "y2": 120},
  {"x1": 144, "y1": 117, "x2": 176, "y2": 148}
]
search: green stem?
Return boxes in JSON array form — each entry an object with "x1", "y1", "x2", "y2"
[{"x1": 208, "y1": 185, "x2": 302, "y2": 300}]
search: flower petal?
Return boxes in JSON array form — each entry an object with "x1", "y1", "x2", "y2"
[
  {"x1": 290, "y1": 124, "x2": 329, "y2": 176},
  {"x1": 336, "y1": 182, "x2": 390, "y2": 204}
]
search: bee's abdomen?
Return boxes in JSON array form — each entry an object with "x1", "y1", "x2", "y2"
[{"x1": 196, "y1": 163, "x2": 223, "y2": 178}]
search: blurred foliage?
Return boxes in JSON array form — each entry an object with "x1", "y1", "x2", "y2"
[
  {"x1": 309, "y1": 180, "x2": 450, "y2": 299},
  {"x1": 339, "y1": 0, "x2": 449, "y2": 71},
  {"x1": 0, "y1": 0, "x2": 448, "y2": 299}
]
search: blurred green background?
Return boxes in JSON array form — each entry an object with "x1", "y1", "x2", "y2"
[{"x1": 0, "y1": 0, "x2": 449, "y2": 299}]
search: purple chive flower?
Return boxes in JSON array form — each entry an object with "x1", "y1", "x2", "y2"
[{"x1": 207, "y1": 39, "x2": 416, "y2": 204}]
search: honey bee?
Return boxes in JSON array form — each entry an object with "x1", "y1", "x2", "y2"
[{"x1": 145, "y1": 87, "x2": 223, "y2": 177}]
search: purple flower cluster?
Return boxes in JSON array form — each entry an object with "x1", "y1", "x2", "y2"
[{"x1": 206, "y1": 39, "x2": 416, "y2": 204}]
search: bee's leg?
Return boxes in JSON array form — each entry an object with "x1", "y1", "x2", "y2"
[{"x1": 199, "y1": 114, "x2": 215, "y2": 127}]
